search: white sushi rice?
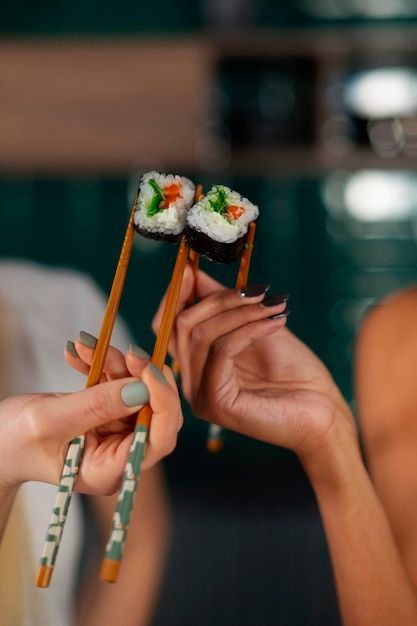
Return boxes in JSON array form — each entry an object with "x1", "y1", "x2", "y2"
[
  {"x1": 134, "y1": 171, "x2": 195, "y2": 237},
  {"x1": 187, "y1": 185, "x2": 259, "y2": 243}
]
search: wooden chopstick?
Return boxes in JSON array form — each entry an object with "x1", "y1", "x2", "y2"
[
  {"x1": 234, "y1": 221, "x2": 257, "y2": 293},
  {"x1": 206, "y1": 221, "x2": 257, "y2": 453},
  {"x1": 171, "y1": 248, "x2": 199, "y2": 377},
  {"x1": 186, "y1": 249, "x2": 200, "y2": 306},
  {"x1": 35, "y1": 194, "x2": 138, "y2": 589},
  {"x1": 99, "y1": 235, "x2": 189, "y2": 583},
  {"x1": 171, "y1": 185, "x2": 203, "y2": 376},
  {"x1": 184, "y1": 184, "x2": 204, "y2": 309}
]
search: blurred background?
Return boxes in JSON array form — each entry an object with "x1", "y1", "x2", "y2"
[{"x1": 2, "y1": 1, "x2": 417, "y2": 624}]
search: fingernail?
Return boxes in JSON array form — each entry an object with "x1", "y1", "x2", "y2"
[
  {"x1": 78, "y1": 331, "x2": 98, "y2": 349},
  {"x1": 66, "y1": 340, "x2": 80, "y2": 358},
  {"x1": 240, "y1": 284, "x2": 270, "y2": 298},
  {"x1": 262, "y1": 293, "x2": 290, "y2": 307},
  {"x1": 130, "y1": 344, "x2": 151, "y2": 360},
  {"x1": 121, "y1": 380, "x2": 150, "y2": 406},
  {"x1": 148, "y1": 363, "x2": 167, "y2": 384},
  {"x1": 269, "y1": 308, "x2": 291, "y2": 320}
]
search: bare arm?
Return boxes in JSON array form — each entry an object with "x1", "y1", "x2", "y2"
[
  {"x1": 307, "y1": 414, "x2": 417, "y2": 625},
  {"x1": 355, "y1": 287, "x2": 417, "y2": 592},
  {"x1": 152, "y1": 266, "x2": 417, "y2": 625},
  {"x1": 0, "y1": 483, "x2": 18, "y2": 543}
]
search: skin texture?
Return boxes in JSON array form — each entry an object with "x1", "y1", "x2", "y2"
[
  {"x1": 0, "y1": 346, "x2": 182, "y2": 599},
  {"x1": 355, "y1": 286, "x2": 417, "y2": 600},
  {"x1": 152, "y1": 263, "x2": 417, "y2": 626},
  {"x1": 65, "y1": 341, "x2": 179, "y2": 626}
]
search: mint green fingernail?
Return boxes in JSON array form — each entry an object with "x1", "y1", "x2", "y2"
[
  {"x1": 148, "y1": 363, "x2": 167, "y2": 384},
  {"x1": 121, "y1": 381, "x2": 150, "y2": 407},
  {"x1": 66, "y1": 340, "x2": 79, "y2": 358},
  {"x1": 130, "y1": 344, "x2": 151, "y2": 360},
  {"x1": 79, "y1": 330, "x2": 98, "y2": 349}
]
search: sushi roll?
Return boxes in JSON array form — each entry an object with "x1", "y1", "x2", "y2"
[
  {"x1": 133, "y1": 171, "x2": 195, "y2": 242},
  {"x1": 185, "y1": 185, "x2": 259, "y2": 264}
]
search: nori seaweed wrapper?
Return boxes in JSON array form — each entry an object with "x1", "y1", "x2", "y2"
[
  {"x1": 185, "y1": 184, "x2": 259, "y2": 264},
  {"x1": 134, "y1": 224, "x2": 180, "y2": 244},
  {"x1": 185, "y1": 224, "x2": 246, "y2": 264}
]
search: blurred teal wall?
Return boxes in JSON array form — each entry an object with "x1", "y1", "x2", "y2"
[{"x1": 2, "y1": 0, "x2": 416, "y2": 35}]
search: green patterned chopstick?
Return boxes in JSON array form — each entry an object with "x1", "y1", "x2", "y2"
[
  {"x1": 100, "y1": 235, "x2": 189, "y2": 583},
  {"x1": 35, "y1": 195, "x2": 137, "y2": 588}
]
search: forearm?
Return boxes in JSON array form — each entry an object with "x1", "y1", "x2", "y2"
[
  {"x1": 305, "y1": 430, "x2": 417, "y2": 625},
  {"x1": 0, "y1": 486, "x2": 18, "y2": 543}
]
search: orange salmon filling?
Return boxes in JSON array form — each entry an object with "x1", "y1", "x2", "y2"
[
  {"x1": 162, "y1": 183, "x2": 182, "y2": 209},
  {"x1": 226, "y1": 205, "x2": 245, "y2": 221}
]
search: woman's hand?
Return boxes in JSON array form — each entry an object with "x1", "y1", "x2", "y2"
[
  {"x1": 153, "y1": 265, "x2": 355, "y2": 465},
  {"x1": 0, "y1": 343, "x2": 182, "y2": 497},
  {"x1": 66, "y1": 335, "x2": 183, "y2": 474}
]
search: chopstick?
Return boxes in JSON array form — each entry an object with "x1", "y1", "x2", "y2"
[
  {"x1": 186, "y1": 249, "x2": 200, "y2": 306},
  {"x1": 234, "y1": 221, "x2": 257, "y2": 294},
  {"x1": 35, "y1": 194, "x2": 138, "y2": 588},
  {"x1": 206, "y1": 221, "x2": 257, "y2": 453},
  {"x1": 171, "y1": 248, "x2": 199, "y2": 378},
  {"x1": 171, "y1": 184, "x2": 203, "y2": 377},
  {"x1": 99, "y1": 235, "x2": 189, "y2": 583}
]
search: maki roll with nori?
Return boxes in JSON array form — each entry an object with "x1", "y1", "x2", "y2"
[
  {"x1": 186, "y1": 185, "x2": 259, "y2": 264},
  {"x1": 133, "y1": 171, "x2": 195, "y2": 242}
]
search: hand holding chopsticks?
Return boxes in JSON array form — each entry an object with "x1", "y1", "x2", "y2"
[
  {"x1": 35, "y1": 195, "x2": 138, "y2": 588},
  {"x1": 34, "y1": 174, "x2": 261, "y2": 587},
  {"x1": 100, "y1": 236, "x2": 189, "y2": 582}
]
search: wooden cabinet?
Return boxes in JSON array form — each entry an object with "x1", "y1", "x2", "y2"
[
  {"x1": 1, "y1": 27, "x2": 417, "y2": 174},
  {"x1": 0, "y1": 37, "x2": 213, "y2": 173}
]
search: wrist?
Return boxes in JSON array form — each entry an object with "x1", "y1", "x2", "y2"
[
  {"x1": 0, "y1": 480, "x2": 19, "y2": 504},
  {"x1": 0, "y1": 483, "x2": 19, "y2": 541},
  {"x1": 299, "y1": 402, "x2": 364, "y2": 495}
]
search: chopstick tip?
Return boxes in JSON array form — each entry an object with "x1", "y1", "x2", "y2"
[
  {"x1": 99, "y1": 558, "x2": 120, "y2": 583},
  {"x1": 35, "y1": 565, "x2": 53, "y2": 588}
]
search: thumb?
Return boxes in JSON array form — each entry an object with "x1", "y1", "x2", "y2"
[{"x1": 46, "y1": 377, "x2": 148, "y2": 440}]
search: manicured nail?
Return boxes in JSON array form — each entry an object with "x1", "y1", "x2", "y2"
[
  {"x1": 240, "y1": 284, "x2": 270, "y2": 298},
  {"x1": 262, "y1": 293, "x2": 290, "y2": 308},
  {"x1": 66, "y1": 340, "x2": 80, "y2": 358},
  {"x1": 121, "y1": 380, "x2": 150, "y2": 406},
  {"x1": 148, "y1": 363, "x2": 167, "y2": 384},
  {"x1": 130, "y1": 344, "x2": 151, "y2": 360},
  {"x1": 78, "y1": 331, "x2": 98, "y2": 349},
  {"x1": 269, "y1": 309, "x2": 291, "y2": 320}
]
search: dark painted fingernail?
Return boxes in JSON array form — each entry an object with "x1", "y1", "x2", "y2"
[
  {"x1": 121, "y1": 380, "x2": 150, "y2": 406},
  {"x1": 262, "y1": 293, "x2": 290, "y2": 307},
  {"x1": 78, "y1": 331, "x2": 98, "y2": 349},
  {"x1": 240, "y1": 284, "x2": 270, "y2": 298},
  {"x1": 66, "y1": 340, "x2": 80, "y2": 358},
  {"x1": 130, "y1": 344, "x2": 151, "y2": 360},
  {"x1": 269, "y1": 308, "x2": 291, "y2": 320},
  {"x1": 148, "y1": 363, "x2": 167, "y2": 384}
]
